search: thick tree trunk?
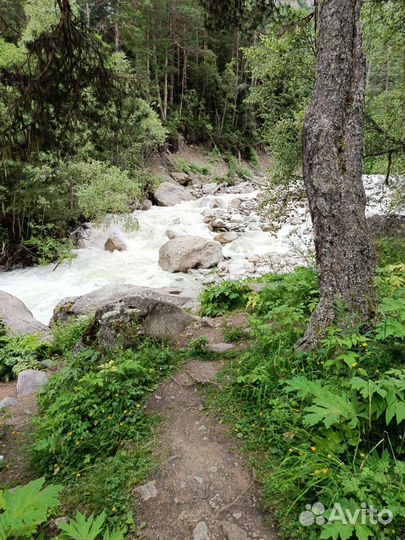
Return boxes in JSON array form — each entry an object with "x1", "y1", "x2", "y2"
[{"x1": 302, "y1": 0, "x2": 376, "y2": 348}]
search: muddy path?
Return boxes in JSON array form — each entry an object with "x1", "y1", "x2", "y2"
[{"x1": 134, "y1": 358, "x2": 278, "y2": 540}]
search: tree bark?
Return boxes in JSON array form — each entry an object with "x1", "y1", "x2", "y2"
[{"x1": 302, "y1": 0, "x2": 376, "y2": 348}]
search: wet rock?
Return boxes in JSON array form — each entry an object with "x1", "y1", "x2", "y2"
[
  {"x1": 81, "y1": 293, "x2": 195, "y2": 349},
  {"x1": 154, "y1": 181, "x2": 194, "y2": 206},
  {"x1": 16, "y1": 369, "x2": 48, "y2": 397},
  {"x1": 193, "y1": 521, "x2": 210, "y2": 540},
  {"x1": 214, "y1": 232, "x2": 238, "y2": 244},
  {"x1": 209, "y1": 218, "x2": 228, "y2": 231},
  {"x1": 202, "y1": 182, "x2": 219, "y2": 195},
  {"x1": 0, "y1": 291, "x2": 48, "y2": 337},
  {"x1": 230, "y1": 198, "x2": 242, "y2": 209},
  {"x1": 52, "y1": 284, "x2": 193, "y2": 324},
  {"x1": 171, "y1": 172, "x2": 191, "y2": 186},
  {"x1": 0, "y1": 397, "x2": 18, "y2": 410},
  {"x1": 135, "y1": 480, "x2": 158, "y2": 501},
  {"x1": 159, "y1": 236, "x2": 223, "y2": 273},
  {"x1": 221, "y1": 521, "x2": 249, "y2": 540},
  {"x1": 166, "y1": 229, "x2": 177, "y2": 239},
  {"x1": 104, "y1": 235, "x2": 127, "y2": 253},
  {"x1": 139, "y1": 199, "x2": 152, "y2": 211}
]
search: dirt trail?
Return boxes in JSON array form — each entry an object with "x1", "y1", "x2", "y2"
[{"x1": 134, "y1": 358, "x2": 278, "y2": 540}]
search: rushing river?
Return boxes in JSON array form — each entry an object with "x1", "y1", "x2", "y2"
[{"x1": 0, "y1": 175, "x2": 395, "y2": 325}]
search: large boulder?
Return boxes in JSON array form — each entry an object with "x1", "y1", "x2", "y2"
[
  {"x1": 0, "y1": 291, "x2": 48, "y2": 337},
  {"x1": 159, "y1": 236, "x2": 223, "y2": 273},
  {"x1": 52, "y1": 284, "x2": 193, "y2": 325},
  {"x1": 82, "y1": 291, "x2": 195, "y2": 350},
  {"x1": 153, "y1": 182, "x2": 194, "y2": 206},
  {"x1": 104, "y1": 235, "x2": 127, "y2": 252},
  {"x1": 171, "y1": 172, "x2": 191, "y2": 186},
  {"x1": 16, "y1": 369, "x2": 48, "y2": 397}
]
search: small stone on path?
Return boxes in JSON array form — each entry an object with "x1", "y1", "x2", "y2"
[
  {"x1": 207, "y1": 342, "x2": 235, "y2": 353},
  {"x1": 193, "y1": 521, "x2": 210, "y2": 540},
  {"x1": 135, "y1": 480, "x2": 158, "y2": 501},
  {"x1": 221, "y1": 520, "x2": 249, "y2": 540},
  {"x1": 16, "y1": 370, "x2": 48, "y2": 397},
  {"x1": 0, "y1": 397, "x2": 18, "y2": 410}
]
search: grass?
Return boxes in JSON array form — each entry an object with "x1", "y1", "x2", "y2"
[{"x1": 202, "y1": 252, "x2": 405, "y2": 540}]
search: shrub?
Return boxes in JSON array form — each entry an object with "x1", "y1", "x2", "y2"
[
  {"x1": 0, "y1": 477, "x2": 125, "y2": 540},
  {"x1": 199, "y1": 280, "x2": 253, "y2": 317},
  {"x1": 31, "y1": 341, "x2": 176, "y2": 478},
  {"x1": 208, "y1": 262, "x2": 405, "y2": 540},
  {"x1": 68, "y1": 160, "x2": 140, "y2": 222},
  {"x1": 0, "y1": 334, "x2": 50, "y2": 381}
]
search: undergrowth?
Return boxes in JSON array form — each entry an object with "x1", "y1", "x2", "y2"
[{"x1": 205, "y1": 255, "x2": 405, "y2": 540}]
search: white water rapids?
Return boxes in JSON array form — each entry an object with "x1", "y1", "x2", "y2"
[{"x1": 0, "y1": 175, "x2": 397, "y2": 325}]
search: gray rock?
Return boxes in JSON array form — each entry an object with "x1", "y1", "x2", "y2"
[
  {"x1": 87, "y1": 300, "x2": 194, "y2": 349},
  {"x1": 221, "y1": 521, "x2": 248, "y2": 540},
  {"x1": 230, "y1": 214, "x2": 244, "y2": 224},
  {"x1": 0, "y1": 397, "x2": 18, "y2": 410},
  {"x1": 104, "y1": 235, "x2": 127, "y2": 252},
  {"x1": 230, "y1": 198, "x2": 242, "y2": 209},
  {"x1": 209, "y1": 218, "x2": 229, "y2": 231},
  {"x1": 16, "y1": 370, "x2": 48, "y2": 397},
  {"x1": 139, "y1": 199, "x2": 152, "y2": 211},
  {"x1": 49, "y1": 517, "x2": 69, "y2": 532},
  {"x1": 171, "y1": 172, "x2": 191, "y2": 186},
  {"x1": 159, "y1": 236, "x2": 223, "y2": 273},
  {"x1": 166, "y1": 229, "x2": 177, "y2": 240},
  {"x1": 0, "y1": 291, "x2": 48, "y2": 337},
  {"x1": 52, "y1": 284, "x2": 192, "y2": 324},
  {"x1": 135, "y1": 480, "x2": 157, "y2": 501},
  {"x1": 214, "y1": 232, "x2": 238, "y2": 245},
  {"x1": 154, "y1": 181, "x2": 194, "y2": 206},
  {"x1": 202, "y1": 182, "x2": 219, "y2": 195},
  {"x1": 193, "y1": 521, "x2": 210, "y2": 540},
  {"x1": 207, "y1": 343, "x2": 235, "y2": 353}
]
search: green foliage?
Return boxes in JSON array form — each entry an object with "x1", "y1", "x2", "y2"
[
  {"x1": 375, "y1": 236, "x2": 405, "y2": 266},
  {"x1": 31, "y1": 341, "x2": 176, "y2": 477},
  {"x1": 58, "y1": 510, "x2": 125, "y2": 540},
  {"x1": 23, "y1": 224, "x2": 75, "y2": 265},
  {"x1": 0, "y1": 334, "x2": 50, "y2": 381},
  {"x1": 174, "y1": 157, "x2": 210, "y2": 176},
  {"x1": 207, "y1": 259, "x2": 405, "y2": 540},
  {"x1": 199, "y1": 280, "x2": 253, "y2": 317},
  {"x1": 0, "y1": 477, "x2": 61, "y2": 540},
  {"x1": 187, "y1": 337, "x2": 214, "y2": 360},
  {"x1": 62, "y1": 445, "x2": 154, "y2": 530},
  {"x1": 69, "y1": 160, "x2": 140, "y2": 222},
  {"x1": 245, "y1": 9, "x2": 314, "y2": 184},
  {"x1": 0, "y1": 476, "x2": 126, "y2": 540},
  {"x1": 51, "y1": 317, "x2": 93, "y2": 356}
]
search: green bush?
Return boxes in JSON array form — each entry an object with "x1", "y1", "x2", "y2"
[
  {"x1": 209, "y1": 262, "x2": 405, "y2": 540},
  {"x1": 51, "y1": 317, "x2": 93, "y2": 356},
  {"x1": 0, "y1": 334, "x2": 50, "y2": 381},
  {"x1": 199, "y1": 280, "x2": 253, "y2": 317},
  {"x1": 31, "y1": 341, "x2": 176, "y2": 478},
  {"x1": 0, "y1": 477, "x2": 125, "y2": 540}
]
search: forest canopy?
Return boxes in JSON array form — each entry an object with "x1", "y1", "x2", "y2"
[{"x1": 0, "y1": 0, "x2": 404, "y2": 268}]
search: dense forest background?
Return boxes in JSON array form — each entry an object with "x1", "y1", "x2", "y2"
[{"x1": 0, "y1": 0, "x2": 404, "y2": 267}]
